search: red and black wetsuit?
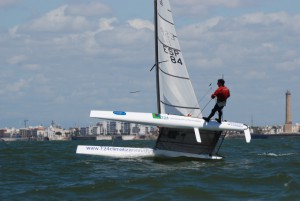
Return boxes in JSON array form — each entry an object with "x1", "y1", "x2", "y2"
[
  {"x1": 211, "y1": 86, "x2": 230, "y2": 102},
  {"x1": 207, "y1": 85, "x2": 230, "y2": 122}
]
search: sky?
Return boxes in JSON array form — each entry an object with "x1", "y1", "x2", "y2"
[{"x1": 0, "y1": 0, "x2": 299, "y2": 128}]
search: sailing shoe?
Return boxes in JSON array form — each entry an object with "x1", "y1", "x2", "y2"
[
  {"x1": 203, "y1": 117, "x2": 210, "y2": 122},
  {"x1": 215, "y1": 118, "x2": 221, "y2": 123}
]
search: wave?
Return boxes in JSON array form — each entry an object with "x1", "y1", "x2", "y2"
[{"x1": 258, "y1": 152, "x2": 298, "y2": 157}]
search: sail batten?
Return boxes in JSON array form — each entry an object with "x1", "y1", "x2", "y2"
[
  {"x1": 159, "y1": 68, "x2": 189, "y2": 80},
  {"x1": 156, "y1": 0, "x2": 201, "y2": 117},
  {"x1": 158, "y1": 13, "x2": 174, "y2": 25}
]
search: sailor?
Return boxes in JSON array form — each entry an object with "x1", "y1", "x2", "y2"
[{"x1": 203, "y1": 79, "x2": 230, "y2": 123}]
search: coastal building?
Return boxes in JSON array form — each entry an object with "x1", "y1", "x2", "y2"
[
  {"x1": 89, "y1": 122, "x2": 108, "y2": 135},
  {"x1": 0, "y1": 128, "x2": 19, "y2": 138},
  {"x1": 295, "y1": 123, "x2": 300, "y2": 133},
  {"x1": 131, "y1": 124, "x2": 141, "y2": 135},
  {"x1": 45, "y1": 125, "x2": 70, "y2": 140},
  {"x1": 107, "y1": 121, "x2": 117, "y2": 134},
  {"x1": 120, "y1": 122, "x2": 130, "y2": 135},
  {"x1": 138, "y1": 125, "x2": 151, "y2": 135},
  {"x1": 251, "y1": 125, "x2": 284, "y2": 134},
  {"x1": 80, "y1": 127, "x2": 90, "y2": 136},
  {"x1": 19, "y1": 126, "x2": 46, "y2": 139},
  {"x1": 85, "y1": 121, "x2": 131, "y2": 136}
]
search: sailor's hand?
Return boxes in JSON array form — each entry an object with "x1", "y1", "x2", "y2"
[{"x1": 211, "y1": 95, "x2": 216, "y2": 99}]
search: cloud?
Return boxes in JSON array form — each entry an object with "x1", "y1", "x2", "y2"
[
  {"x1": 80, "y1": 17, "x2": 117, "y2": 54},
  {"x1": 276, "y1": 58, "x2": 300, "y2": 71},
  {"x1": 11, "y1": 4, "x2": 104, "y2": 34},
  {"x1": 237, "y1": 12, "x2": 290, "y2": 25},
  {"x1": 181, "y1": 17, "x2": 224, "y2": 37},
  {"x1": 23, "y1": 63, "x2": 40, "y2": 70},
  {"x1": 7, "y1": 55, "x2": 27, "y2": 65},
  {"x1": 245, "y1": 70, "x2": 268, "y2": 80},
  {"x1": 127, "y1": 19, "x2": 154, "y2": 31},
  {"x1": 3, "y1": 78, "x2": 30, "y2": 93},
  {"x1": 172, "y1": 0, "x2": 253, "y2": 16},
  {"x1": 180, "y1": 12, "x2": 300, "y2": 68},
  {"x1": 174, "y1": 0, "x2": 245, "y2": 8},
  {"x1": 97, "y1": 17, "x2": 117, "y2": 31},
  {"x1": 27, "y1": 5, "x2": 89, "y2": 32}
]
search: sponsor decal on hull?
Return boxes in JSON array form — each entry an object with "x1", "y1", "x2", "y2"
[
  {"x1": 113, "y1": 111, "x2": 126, "y2": 115},
  {"x1": 152, "y1": 113, "x2": 161, "y2": 119}
]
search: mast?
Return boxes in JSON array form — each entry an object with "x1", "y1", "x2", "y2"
[{"x1": 154, "y1": 0, "x2": 161, "y2": 113}]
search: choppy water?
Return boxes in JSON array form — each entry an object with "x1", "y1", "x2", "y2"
[{"x1": 1, "y1": 138, "x2": 300, "y2": 201}]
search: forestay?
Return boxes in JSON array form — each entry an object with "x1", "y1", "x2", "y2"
[{"x1": 157, "y1": 0, "x2": 201, "y2": 118}]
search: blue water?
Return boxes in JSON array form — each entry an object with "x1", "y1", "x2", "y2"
[{"x1": 1, "y1": 138, "x2": 300, "y2": 201}]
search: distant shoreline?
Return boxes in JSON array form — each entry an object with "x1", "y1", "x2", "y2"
[
  {"x1": 251, "y1": 133, "x2": 300, "y2": 139},
  {"x1": 225, "y1": 133, "x2": 300, "y2": 139}
]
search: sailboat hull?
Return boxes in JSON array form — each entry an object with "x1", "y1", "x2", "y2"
[
  {"x1": 155, "y1": 128, "x2": 222, "y2": 156},
  {"x1": 75, "y1": 110, "x2": 250, "y2": 159},
  {"x1": 90, "y1": 110, "x2": 249, "y2": 133},
  {"x1": 76, "y1": 145, "x2": 222, "y2": 159},
  {"x1": 89, "y1": 110, "x2": 250, "y2": 142}
]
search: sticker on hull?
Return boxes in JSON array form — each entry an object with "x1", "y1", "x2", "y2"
[
  {"x1": 152, "y1": 113, "x2": 161, "y2": 119},
  {"x1": 113, "y1": 111, "x2": 126, "y2": 115}
]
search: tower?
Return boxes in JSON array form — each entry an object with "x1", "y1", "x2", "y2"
[{"x1": 283, "y1": 90, "x2": 292, "y2": 133}]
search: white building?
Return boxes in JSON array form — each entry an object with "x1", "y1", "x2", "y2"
[{"x1": 44, "y1": 125, "x2": 70, "y2": 140}]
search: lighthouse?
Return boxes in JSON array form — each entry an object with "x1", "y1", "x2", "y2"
[{"x1": 283, "y1": 90, "x2": 292, "y2": 133}]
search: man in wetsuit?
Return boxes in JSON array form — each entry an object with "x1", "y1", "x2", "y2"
[{"x1": 203, "y1": 79, "x2": 230, "y2": 123}]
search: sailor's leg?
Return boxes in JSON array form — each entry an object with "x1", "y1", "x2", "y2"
[
  {"x1": 217, "y1": 106, "x2": 224, "y2": 121},
  {"x1": 207, "y1": 103, "x2": 218, "y2": 119}
]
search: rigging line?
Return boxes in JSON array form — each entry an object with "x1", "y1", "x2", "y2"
[
  {"x1": 201, "y1": 98, "x2": 213, "y2": 112},
  {"x1": 199, "y1": 83, "x2": 212, "y2": 103},
  {"x1": 150, "y1": 60, "x2": 168, "y2": 71},
  {"x1": 158, "y1": 13, "x2": 174, "y2": 25},
  {"x1": 161, "y1": 100, "x2": 200, "y2": 110},
  {"x1": 189, "y1": 83, "x2": 213, "y2": 117},
  {"x1": 192, "y1": 108, "x2": 202, "y2": 118},
  {"x1": 216, "y1": 131, "x2": 227, "y2": 156}
]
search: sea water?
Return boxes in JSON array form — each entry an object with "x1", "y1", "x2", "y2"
[{"x1": 1, "y1": 138, "x2": 300, "y2": 201}]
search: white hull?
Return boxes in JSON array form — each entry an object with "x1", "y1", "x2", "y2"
[
  {"x1": 76, "y1": 145, "x2": 222, "y2": 160},
  {"x1": 90, "y1": 110, "x2": 251, "y2": 143},
  {"x1": 76, "y1": 145, "x2": 155, "y2": 158},
  {"x1": 76, "y1": 110, "x2": 251, "y2": 159}
]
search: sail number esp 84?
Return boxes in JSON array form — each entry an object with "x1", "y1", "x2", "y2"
[{"x1": 163, "y1": 44, "x2": 183, "y2": 65}]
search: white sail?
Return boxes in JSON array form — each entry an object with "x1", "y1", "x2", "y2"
[{"x1": 157, "y1": 0, "x2": 201, "y2": 117}]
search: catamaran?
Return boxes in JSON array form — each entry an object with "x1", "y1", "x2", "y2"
[{"x1": 76, "y1": 0, "x2": 251, "y2": 159}]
